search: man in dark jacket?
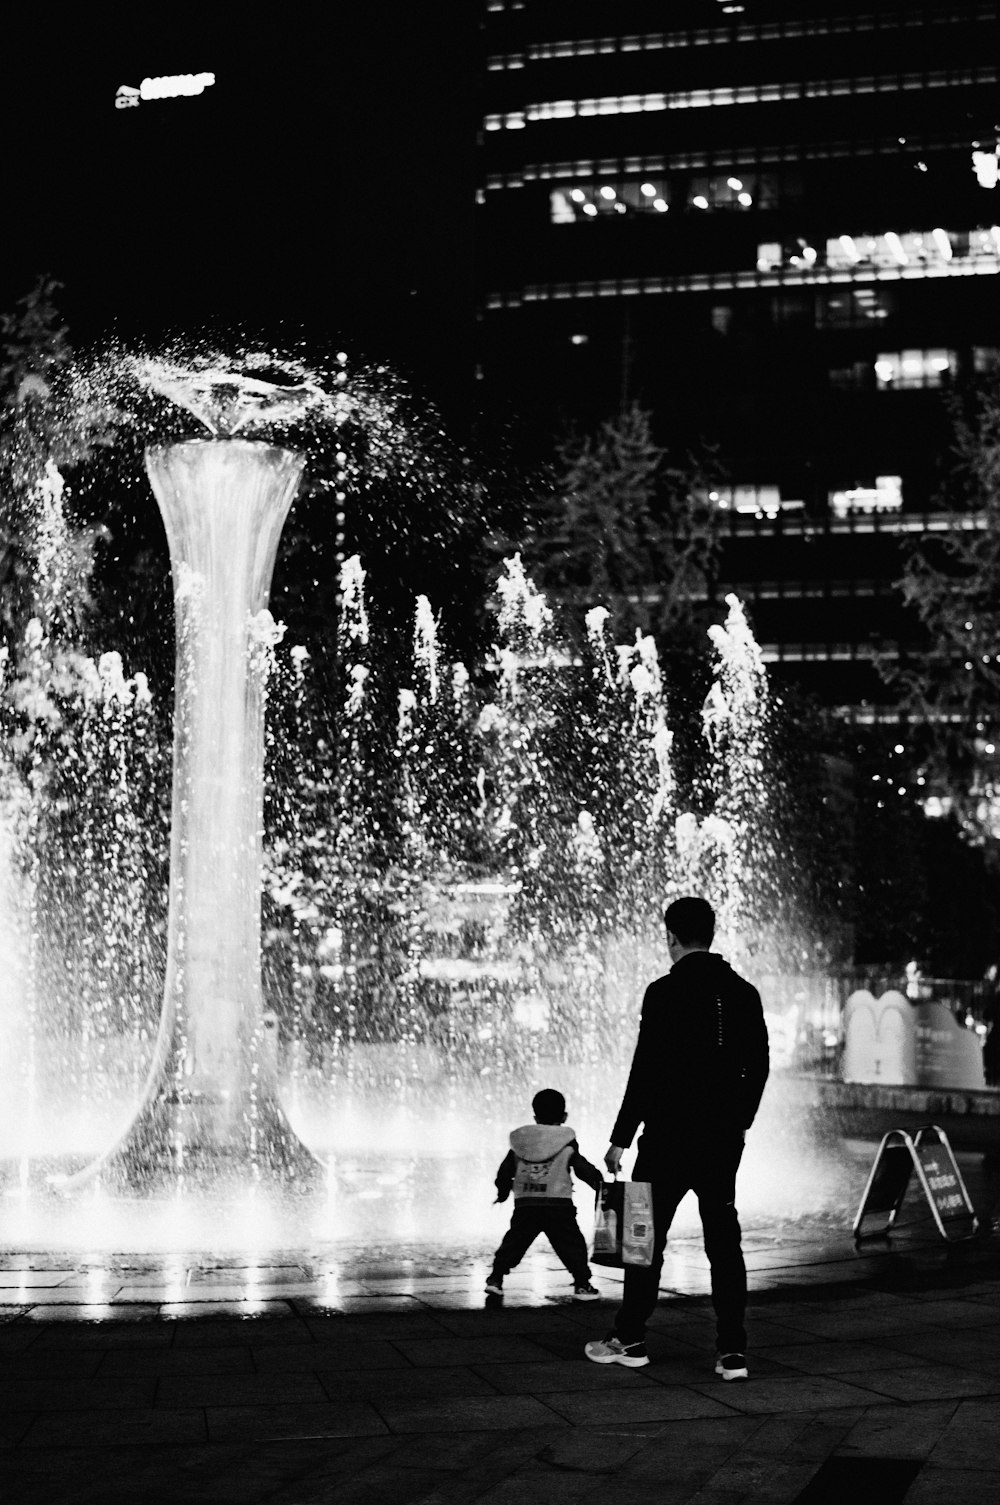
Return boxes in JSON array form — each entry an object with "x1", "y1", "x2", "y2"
[{"x1": 585, "y1": 895, "x2": 769, "y2": 1379}]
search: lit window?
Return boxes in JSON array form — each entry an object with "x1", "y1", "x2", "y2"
[
  {"x1": 689, "y1": 172, "x2": 774, "y2": 211},
  {"x1": 973, "y1": 346, "x2": 1000, "y2": 372},
  {"x1": 972, "y1": 149, "x2": 1000, "y2": 189},
  {"x1": 570, "y1": 333, "x2": 589, "y2": 345},
  {"x1": 818, "y1": 288, "x2": 893, "y2": 328},
  {"x1": 711, "y1": 484, "x2": 785, "y2": 517},
  {"x1": 875, "y1": 350, "x2": 956, "y2": 389},
  {"x1": 829, "y1": 476, "x2": 903, "y2": 516},
  {"x1": 549, "y1": 191, "x2": 576, "y2": 224},
  {"x1": 548, "y1": 177, "x2": 672, "y2": 223}
]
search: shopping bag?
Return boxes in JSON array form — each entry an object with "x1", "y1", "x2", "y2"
[{"x1": 592, "y1": 1180, "x2": 654, "y2": 1267}]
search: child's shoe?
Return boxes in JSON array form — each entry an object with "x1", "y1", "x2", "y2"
[
  {"x1": 572, "y1": 1281, "x2": 600, "y2": 1302},
  {"x1": 484, "y1": 1272, "x2": 504, "y2": 1295}
]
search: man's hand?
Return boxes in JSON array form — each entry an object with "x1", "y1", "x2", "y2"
[{"x1": 604, "y1": 1145, "x2": 624, "y2": 1175}]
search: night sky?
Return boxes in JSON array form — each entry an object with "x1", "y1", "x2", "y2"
[{"x1": 1, "y1": 6, "x2": 478, "y2": 424}]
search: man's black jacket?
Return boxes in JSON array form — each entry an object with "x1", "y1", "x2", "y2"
[{"x1": 611, "y1": 951, "x2": 769, "y2": 1147}]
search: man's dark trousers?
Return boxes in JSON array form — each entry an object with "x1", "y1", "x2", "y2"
[
  {"x1": 614, "y1": 1130, "x2": 747, "y2": 1352},
  {"x1": 492, "y1": 1203, "x2": 592, "y2": 1281}
]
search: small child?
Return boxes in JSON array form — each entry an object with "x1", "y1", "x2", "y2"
[{"x1": 486, "y1": 1087, "x2": 604, "y2": 1302}]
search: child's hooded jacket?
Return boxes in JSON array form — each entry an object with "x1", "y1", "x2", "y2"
[{"x1": 495, "y1": 1124, "x2": 603, "y2": 1206}]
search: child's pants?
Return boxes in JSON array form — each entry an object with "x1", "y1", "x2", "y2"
[{"x1": 491, "y1": 1202, "x2": 591, "y2": 1281}]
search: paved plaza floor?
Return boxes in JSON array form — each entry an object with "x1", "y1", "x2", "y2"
[{"x1": 0, "y1": 1163, "x2": 998, "y2": 1504}]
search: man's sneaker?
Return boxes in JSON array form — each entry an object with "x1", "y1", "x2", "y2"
[
  {"x1": 584, "y1": 1334, "x2": 650, "y2": 1368},
  {"x1": 715, "y1": 1351, "x2": 749, "y2": 1381},
  {"x1": 572, "y1": 1282, "x2": 600, "y2": 1302},
  {"x1": 484, "y1": 1274, "x2": 504, "y2": 1295}
]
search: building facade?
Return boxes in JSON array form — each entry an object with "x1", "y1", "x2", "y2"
[{"x1": 477, "y1": 0, "x2": 1000, "y2": 713}]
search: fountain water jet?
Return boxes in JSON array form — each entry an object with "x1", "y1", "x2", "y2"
[{"x1": 57, "y1": 381, "x2": 327, "y2": 1192}]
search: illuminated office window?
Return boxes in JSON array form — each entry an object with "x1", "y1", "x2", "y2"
[
  {"x1": 829, "y1": 476, "x2": 903, "y2": 516},
  {"x1": 549, "y1": 179, "x2": 671, "y2": 223},
  {"x1": 709, "y1": 484, "x2": 786, "y2": 517},
  {"x1": 817, "y1": 287, "x2": 893, "y2": 328},
  {"x1": 874, "y1": 350, "x2": 956, "y2": 389},
  {"x1": 826, "y1": 229, "x2": 960, "y2": 270},
  {"x1": 687, "y1": 173, "x2": 777, "y2": 210}
]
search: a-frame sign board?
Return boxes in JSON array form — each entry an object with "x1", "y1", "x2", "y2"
[{"x1": 853, "y1": 1124, "x2": 978, "y2": 1244}]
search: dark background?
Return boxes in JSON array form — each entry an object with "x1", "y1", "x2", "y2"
[{"x1": 1, "y1": 5, "x2": 480, "y2": 429}]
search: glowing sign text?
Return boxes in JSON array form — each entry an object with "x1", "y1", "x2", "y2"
[{"x1": 115, "y1": 74, "x2": 215, "y2": 109}]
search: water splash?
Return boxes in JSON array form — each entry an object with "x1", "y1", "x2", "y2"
[{"x1": 0, "y1": 341, "x2": 837, "y2": 1249}]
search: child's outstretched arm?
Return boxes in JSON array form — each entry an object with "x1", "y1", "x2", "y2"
[
  {"x1": 494, "y1": 1149, "x2": 516, "y2": 1202},
  {"x1": 569, "y1": 1143, "x2": 605, "y2": 1193}
]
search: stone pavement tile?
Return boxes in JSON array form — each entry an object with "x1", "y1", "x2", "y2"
[
  {"x1": 0, "y1": 1271, "x2": 75, "y2": 1288},
  {"x1": 377, "y1": 1392, "x2": 564, "y2": 1434},
  {"x1": 314, "y1": 1293, "x2": 429, "y2": 1312},
  {"x1": 378, "y1": 1429, "x2": 519, "y2": 1472},
  {"x1": 160, "y1": 1298, "x2": 294, "y2": 1318},
  {"x1": 251, "y1": 1338, "x2": 414, "y2": 1372},
  {"x1": 205, "y1": 1399, "x2": 389, "y2": 1442},
  {"x1": 0, "y1": 1375, "x2": 157, "y2": 1411},
  {"x1": 157, "y1": 1371, "x2": 329, "y2": 1407},
  {"x1": 392, "y1": 1334, "x2": 556, "y2": 1367},
  {"x1": 759, "y1": 1308, "x2": 935, "y2": 1342},
  {"x1": 470, "y1": 1358, "x2": 659, "y2": 1394},
  {"x1": 670, "y1": 1456, "x2": 817, "y2": 1505},
  {"x1": 272, "y1": 1337, "x2": 416, "y2": 1371},
  {"x1": 925, "y1": 1395, "x2": 1000, "y2": 1468},
  {"x1": 879, "y1": 1328, "x2": 1000, "y2": 1374},
  {"x1": 22, "y1": 1301, "x2": 163, "y2": 1320},
  {"x1": 100, "y1": 1344, "x2": 254, "y2": 1376},
  {"x1": 0, "y1": 1324, "x2": 40, "y2": 1351},
  {"x1": 428, "y1": 1307, "x2": 589, "y2": 1338},
  {"x1": 21, "y1": 1405, "x2": 207, "y2": 1449},
  {"x1": 283, "y1": 1463, "x2": 472, "y2": 1505},
  {"x1": 760, "y1": 1408, "x2": 868, "y2": 1463},
  {"x1": 903, "y1": 1464, "x2": 1000, "y2": 1503},
  {"x1": 899, "y1": 1297, "x2": 1000, "y2": 1328},
  {"x1": 840, "y1": 1364, "x2": 998, "y2": 1403},
  {"x1": 0, "y1": 1437, "x2": 402, "y2": 1505},
  {"x1": 540, "y1": 1385, "x2": 735, "y2": 1425},
  {"x1": 838, "y1": 1399, "x2": 960, "y2": 1458},
  {"x1": 610, "y1": 1414, "x2": 762, "y2": 1478},
  {"x1": 187, "y1": 1265, "x2": 310, "y2": 1285},
  {"x1": 757, "y1": 1341, "x2": 927, "y2": 1375},
  {"x1": 0, "y1": 1412, "x2": 34, "y2": 1448},
  {"x1": 172, "y1": 1316, "x2": 313, "y2": 1347},
  {"x1": 318, "y1": 1365, "x2": 497, "y2": 1403},
  {"x1": 688, "y1": 1373, "x2": 884, "y2": 1414},
  {"x1": 534, "y1": 1425, "x2": 663, "y2": 1475},
  {"x1": 30, "y1": 1319, "x2": 176, "y2": 1347},
  {"x1": 455, "y1": 1470, "x2": 625, "y2": 1504},
  {"x1": 742, "y1": 1318, "x2": 830, "y2": 1347},
  {"x1": 0, "y1": 1345, "x2": 106, "y2": 1378},
  {"x1": 301, "y1": 1311, "x2": 451, "y2": 1341}
]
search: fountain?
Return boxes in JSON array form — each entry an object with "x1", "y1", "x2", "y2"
[
  {"x1": 50, "y1": 368, "x2": 331, "y2": 1193},
  {"x1": 0, "y1": 343, "x2": 844, "y2": 1253}
]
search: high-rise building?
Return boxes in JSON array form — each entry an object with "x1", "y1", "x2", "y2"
[{"x1": 477, "y1": 1, "x2": 1000, "y2": 714}]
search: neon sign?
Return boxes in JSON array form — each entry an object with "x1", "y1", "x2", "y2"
[{"x1": 115, "y1": 74, "x2": 215, "y2": 109}]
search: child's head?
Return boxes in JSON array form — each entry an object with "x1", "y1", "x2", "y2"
[{"x1": 532, "y1": 1087, "x2": 567, "y2": 1125}]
